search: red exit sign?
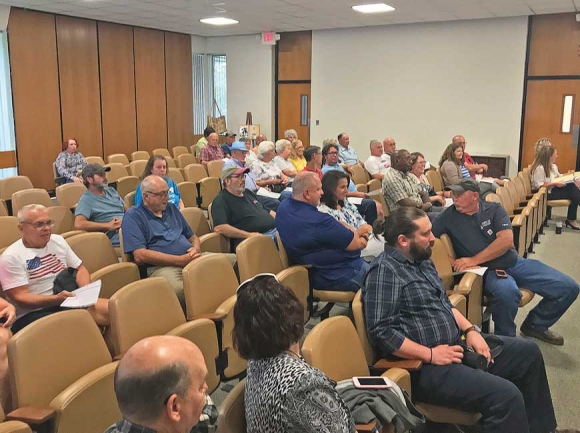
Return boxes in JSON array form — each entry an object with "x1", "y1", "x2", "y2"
[{"x1": 261, "y1": 32, "x2": 277, "y2": 45}]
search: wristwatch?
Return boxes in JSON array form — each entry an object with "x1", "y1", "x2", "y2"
[{"x1": 464, "y1": 325, "x2": 481, "y2": 335}]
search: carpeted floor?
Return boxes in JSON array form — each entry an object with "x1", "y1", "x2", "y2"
[{"x1": 212, "y1": 207, "x2": 580, "y2": 429}]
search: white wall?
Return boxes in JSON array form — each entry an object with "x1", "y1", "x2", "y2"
[
  {"x1": 311, "y1": 17, "x2": 528, "y2": 175},
  {"x1": 193, "y1": 34, "x2": 274, "y2": 139}
]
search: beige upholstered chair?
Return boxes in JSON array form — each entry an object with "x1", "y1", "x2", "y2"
[
  {"x1": 130, "y1": 150, "x2": 149, "y2": 161},
  {"x1": 171, "y1": 146, "x2": 189, "y2": 160},
  {"x1": 152, "y1": 148, "x2": 171, "y2": 158},
  {"x1": 85, "y1": 156, "x2": 105, "y2": 166},
  {"x1": 107, "y1": 154, "x2": 130, "y2": 165},
  {"x1": 55, "y1": 183, "x2": 86, "y2": 209},
  {"x1": 216, "y1": 379, "x2": 246, "y2": 433},
  {"x1": 11, "y1": 189, "x2": 53, "y2": 215}
]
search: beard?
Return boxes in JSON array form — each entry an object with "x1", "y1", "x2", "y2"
[{"x1": 410, "y1": 240, "x2": 434, "y2": 261}]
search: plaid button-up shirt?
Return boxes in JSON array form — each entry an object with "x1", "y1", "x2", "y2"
[
  {"x1": 362, "y1": 245, "x2": 461, "y2": 358},
  {"x1": 382, "y1": 167, "x2": 423, "y2": 211},
  {"x1": 200, "y1": 144, "x2": 224, "y2": 164}
]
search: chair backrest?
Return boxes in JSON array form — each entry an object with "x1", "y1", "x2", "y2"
[
  {"x1": 108, "y1": 277, "x2": 186, "y2": 356},
  {"x1": 172, "y1": 146, "x2": 190, "y2": 160},
  {"x1": 199, "y1": 177, "x2": 221, "y2": 209},
  {"x1": 178, "y1": 153, "x2": 197, "y2": 169},
  {"x1": 0, "y1": 199, "x2": 8, "y2": 216},
  {"x1": 47, "y1": 206, "x2": 75, "y2": 235},
  {"x1": 0, "y1": 176, "x2": 33, "y2": 201},
  {"x1": 505, "y1": 181, "x2": 521, "y2": 208},
  {"x1": 181, "y1": 207, "x2": 211, "y2": 236},
  {"x1": 116, "y1": 176, "x2": 140, "y2": 201},
  {"x1": 302, "y1": 316, "x2": 370, "y2": 382},
  {"x1": 216, "y1": 379, "x2": 246, "y2": 433},
  {"x1": 0, "y1": 216, "x2": 20, "y2": 249},
  {"x1": 352, "y1": 290, "x2": 374, "y2": 365},
  {"x1": 207, "y1": 160, "x2": 224, "y2": 178},
  {"x1": 184, "y1": 163, "x2": 208, "y2": 183},
  {"x1": 512, "y1": 176, "x2": 527, "y2": 202},
  {"x1": 276, "y1": 231, "x2": 290, "y2": 268},
  {"x1": 425, "y1": 170, "x2": 444, "y2": 192},
  {"x1": 276, "y1": 266, "x2": 310, "y2": 323},
  {"x1": 11, "y1": 189, "x2": 53, "y2": 215},
  {"x1": 495, "y1": 187, "x2": 514, "y2": 215},
  {"x1": 85, "y1": 156, "x2": 106, "y2": 166},
  {"x1": 519, "y1": 170, "x2": 532, "y2": 195},
  {"x1": 182, "y1": 253, "x2": 239, "y2": 320},
  {"x1": 104, "y1": 163, "x2": 129, "y2": 182},
  {"x1": 66, "y1": 232, "x2": 119, "y2": 273},
  {"x1": 131, "y1": 150, "x2": 150, "y2": 161},
  {"x1": 350, "y1": 164, "x2": 368, "y2": 185},
  {"x1": 431, "y1": 238, "x2": 454, "y2": 291},
  {"x1": 485, "y1": 193, "x2": 501, "y2": 204},
  {"x1": 56, "y1": 183, "x2": 86, "y2": 209},
  {"x1": 167, "y1": 167, "x2": 185, "y2": 184},
  {"x1": 129, "y1": 160, "x2": 148, "y2": 177},
  {"x1": 7, "y1": 309, "x2": 111, "y2": 408},
  {"x1": 52, "y1": 162, "x2": 59, "y2": 179},
  {"x1": 178, "y1": 182, "x2": 198, "y2": 208},
  {"x1": 152, "y1": 148, "x2": 171, "y2": 158},
  {"x1": 124, "y1": 191, "x2": 136, "y2": 208},
  {"x1": 107, "y1": 154, "x2": 130, "y2": 165},
  {"x1": 236, "y1": 235, "x2": 284, "y2": 282},
  {"x1": 165, "y1": 156, "x2": 177, "y2": 168}
]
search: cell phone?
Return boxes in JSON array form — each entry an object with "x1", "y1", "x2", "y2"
[
  {"x1": 495, "y1": 269, "x2": 508, "y2": 279},
  {"x1": 352, "y1": 376, "x2": 391, "y2": 389}
]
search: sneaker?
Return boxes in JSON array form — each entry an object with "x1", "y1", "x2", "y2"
[{"x1": 520, "y1": 324, "x2": 564, "y2": 346}]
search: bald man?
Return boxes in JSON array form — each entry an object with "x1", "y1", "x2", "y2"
[
  {"x1": 452, "y1": 135, "x2": 488, "y2": 176},
  {"x1": 106, "y1": 335, "x2": 217, "y2": 433}
]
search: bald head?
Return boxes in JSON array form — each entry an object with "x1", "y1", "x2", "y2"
[
  {"x1": 292, "y1": 171, "x2": 322, "y2": 206},
  {"x1": 383, "y1": 137, "x2": 396, "y2": 154},
  {"x1": 452, "y1": 135, "x2": 466, "y2": 148},
  {"x1": 256, "y1": 134, "x2": 267, "y2": 146}
]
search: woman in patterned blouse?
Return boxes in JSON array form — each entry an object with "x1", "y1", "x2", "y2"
[
  {"x1": 55, "y1": 138, "x2": 87, "y2": 183},
  {"x1": 233, "y1": 275, "x2": 355, "y2": 433}
]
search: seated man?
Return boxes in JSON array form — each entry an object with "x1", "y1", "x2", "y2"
[
  {"x1": 74, "y1": 163, "x2": 126, "y2": 247},
  {"x1": 276, "y1": 172, "x2": 370, "y2": 292},
  {"x1": 221, "y1": 131, "x2": 237, "y2": 157},
  {"x1": 121, "y1": 175, "x2": 235, "y2": 306},
  {"x1": 364, "y1": 139, "x2": 390, "y2": 180},
  {"x1": 199, "y1": 132, "x2": 224, "y2": 167},
  {"x1": 0, "y1": 204, "x2": 109, "y2": 334},
  {"x1": 382, "y1": 150, "x2": 441, "y2": 218},
  {"x1": 364, "y1": 207, "x2": 569, "y2": 433},
  {"x1": 322, "y1": 143, "x2": 381, "y2": 225},
  {"x1": 106, "y1": 335, "x2": 217, "y2": 433},
  {"x1": 337, "y1": 132, "x2": 362, "y2": 168},
  {"x1": 194, "y1": 126, "x2": 215, "y2": 157},
  {"x1": 432, "y1": 178, "x2": 579, "y2": 342},
  {"x1": 302, "y1": 145, "x2": 323, "y2": 179},
  {"x1": 382, "y1": 137, "x2": 396, "y2": 167},
  {"x1": 213, "y1": 166, "x2": 277, "y2": 249}
]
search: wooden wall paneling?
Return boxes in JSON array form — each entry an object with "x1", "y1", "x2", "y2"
[
  {"x1": 8, "y1": 9, "x2": 62, "y2": 189},
  {"x1": 98, "y1": 22, "x2": 137, "y2": 158},
  {"x1": 528, "y1": 13, "x2": 580, "y2": 77},
  {"x1": 134, "y1": 27, "x2": 167, "y2": 152},
  {"x1": 165, "y1": 32, "x2": 193, "y2": 149},
  {"x1": 278, "y1": 31, "x2": 312, "y2": 81},
  {"x1": 56, "y1": 16, "x2": 103, "y2": 158}
]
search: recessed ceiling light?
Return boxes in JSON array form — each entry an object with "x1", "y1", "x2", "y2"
[
  {"x1": 352, "y1": 3, "x2": 395, "y2": 13},
  {"x1": 200, "y1": 17, "x2": 239, "y2": 26}
]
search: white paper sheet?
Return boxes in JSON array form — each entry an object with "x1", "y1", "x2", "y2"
[
  {"x1": 256, "y1": 188, "x2": 280, "y2": 199},
  {"x1": 444, "y1": 198, "x2": 454, "y2": 208},
  {"x1": 348, "y1": 197, "x2": 364, "y2": 205},
  {"x1": 367, "y1": 189, "x2": 382, "y2": 197},
  {"x1": 479, "y1": 177, "x2": 495, "y2": 184},
  {"x1": 452, "y1": 267, "x2": 488, "y2": 277},
  {"x1": 60, "y1": 280, "x2": 101, "y2": 308}
]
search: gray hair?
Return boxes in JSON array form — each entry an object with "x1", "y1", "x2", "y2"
[
  {"x1": 284, "y1": 129, "x2": 298, "y2": 140},
  {"x1": 17, "y1": 204, "x2": 47, "y2": 223},
  {"x1": 275, "y1": 139, "x2": 291, "y2": 154},
  {"x1": 322, "y1": 138, "x2": 337, "y2": 147},
  {"x1": 369, "y1": 139, "x2": 381, "y2": 148},
  {"x1": 140, "y1": 175, "x2": 164, "y2": 194},
  {"x1": 257, "y1": 141, "x2": 275, "y2": 160},
  {"x1": 292, "y1": 171, "x2": 318, "y2": 197}
]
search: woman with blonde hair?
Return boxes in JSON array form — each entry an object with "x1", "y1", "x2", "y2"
[
  {"x1": 288, "y1": 139, "x2": 307, "y2": 172},
  {"x1": 530, "y1": 146, "x2": 580, "y2": 229}
]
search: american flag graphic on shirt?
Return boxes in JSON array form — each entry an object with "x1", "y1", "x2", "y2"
[{"x1": 26, "y1": 254, "x2": 66, "y2": 280}]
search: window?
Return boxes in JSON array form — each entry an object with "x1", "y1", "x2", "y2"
[
  {"x1": 0, "y1": 31, "x2": 17, "y2": 178},
  {"x1": 192, "y1": 54, "x2": 206, "y2": 135},
  {"x1": 192, "y1": 53, "x2": 227, "y2": 135},
  {"x1": 209, "y1": 54, "x2": 227, "y2": 123}
]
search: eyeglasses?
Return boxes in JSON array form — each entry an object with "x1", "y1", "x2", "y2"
[
  {"x1": 326, "y1": 151, "x2": 338, "y2": 155},
  {"x1": 236, "y1": 273, "x2": 279, "y2": 293},
  {"x1": 230, "y1": 174, "x2": 246, "y2": 179},
  {"x1": 146, "y1": 190, "x2": 169, "y2": 198},
  {"x1": 23, "y1": 220, "x2": 54, "y2": 229}
]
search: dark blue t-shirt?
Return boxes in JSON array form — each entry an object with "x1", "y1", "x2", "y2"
[
  {"x1": 275, "y1": 198, "x2": 364, "y2": 289},
  {"x1": 432, "y1": 200, "x2": 518, "y2": 269},
  {"x1": 121, "y1": 202, "x2": 194, "y2": 257}
]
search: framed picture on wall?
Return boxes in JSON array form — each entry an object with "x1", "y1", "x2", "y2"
[{"x1": 239, "y1": 124, "x2": 260, "y2": 139}]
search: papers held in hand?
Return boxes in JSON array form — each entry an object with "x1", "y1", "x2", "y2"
[
  {"x1": 60, "y1": 280, "x2": 101, "y2": 308},
  {"x1": 553, "y1": 171, "x2": 580, "y2": 184},
  {"x1": 451, "y1": 267, "x2": 488, "y2": 277}
]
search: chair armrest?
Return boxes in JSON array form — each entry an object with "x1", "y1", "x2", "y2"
[
  {"x1": 373, "y1": 359, "x2": 422, "y2": 371},
  {"x1": 199, "y1": 232, "x2": 230, "y2": 253},
  {"x1": 381, "y1": 367, "x2": 411, "y2": 396},
  {"x1": 448, "y1": 293, "x2": 467, "y2": 317},
  {"x1": 0, "y1": 421, "x2": 32, "y2": 433},
  {"x1": 511, "y1": 214, "x2": 525, "y2": 227},
  {"x1": 91, "y1": 262, "x2": 140, "y2": 299},
  {"x1": 6, "y1": 406, "x2": 55, "y2": 424},
  {"x1": 60, "y1": 230, "x2": 86, "y2": 239},
  {"x1": 356, "y1": 183, "x2": 367, "y2": 193},
  {"x1": 457, "y1": 273, "x2": 483, "y2": 326},
  {"x1": 191, "y1": 312, "x2": 227, "y2": 322}
]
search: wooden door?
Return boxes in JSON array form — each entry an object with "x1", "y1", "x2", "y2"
[
  {"x1": 277, "y1": 83, "x2": 311, "y2": 147},
  {"x1": 521, "y1": 80, "x2": 580, "y2": 173}
]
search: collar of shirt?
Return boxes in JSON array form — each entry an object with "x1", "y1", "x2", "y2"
[{"x1": 110, "y1": 419, "x2": 156, "y2": 433}]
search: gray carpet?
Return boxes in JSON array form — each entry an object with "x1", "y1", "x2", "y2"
[{"x1": 212, "y1": 207, "x2": 580, "y2": 429}]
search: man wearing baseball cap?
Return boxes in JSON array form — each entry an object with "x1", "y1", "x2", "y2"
[
  {"x1": 212, "y1": 165, "x2": 277, "y2": 249},
  {"x1": 221, "y1": 132, "x2": 237, "y2": 157},
  {"x1": 74, "y1": 163, "x2": 126, "y2": 247},
  {"x1": 433, "y1": 178, "x2": 579, "y2": 343}
]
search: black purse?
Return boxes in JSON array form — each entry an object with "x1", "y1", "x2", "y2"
[
  {"x1": 52, "y1": 267, "x2": 79, "y2": 295},
  {"x1": 461, "y1": 334, "x2": 504, "y2": 371}
]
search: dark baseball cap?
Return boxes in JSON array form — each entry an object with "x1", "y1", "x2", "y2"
[
  {"x1": 221, "y1": 166, "x2": 250, "y2": 181},
  {"x1": 81, "y1": 163, "x2": 111, "y2": 179},
  {"x1": 444, "y1": 178, "x2": 480, "y2": 194}
]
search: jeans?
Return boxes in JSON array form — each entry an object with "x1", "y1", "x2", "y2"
[
  {"x1": 483, "y1": 257, "x2": 579, "y2": 336},
  {"x1": 326, "y1": 260, "x2": 370, "y2": 293},
  {"x1": 355, "y1": 199, "x2": 378, "y2": 225}
]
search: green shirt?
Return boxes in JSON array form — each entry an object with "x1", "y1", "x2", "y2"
[{"x1": 195, "y1": 136, "x2": 208, "y2": 157}]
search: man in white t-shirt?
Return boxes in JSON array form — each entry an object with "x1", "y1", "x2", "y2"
[
  {"x1": 0, "y1": 204, "x2": 109, "y2": 334},
  {"x1": 364, "y1": 139, "x2": 390, "y2": 180}
]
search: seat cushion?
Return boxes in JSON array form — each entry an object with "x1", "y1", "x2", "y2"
[
  {"x1": 547, "y1": 199, "x2": 571, "y2": 207},
  {"x1": 313, "y1": 290, "x2": 356, "y2": 303}
]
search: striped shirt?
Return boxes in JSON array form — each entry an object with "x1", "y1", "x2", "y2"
[
  {"x1": 460, "y1": 165, "x2": 470, "y2": 178},
  {"x1": 362, "y1": 245, "x2": 460, "y2": 358}
]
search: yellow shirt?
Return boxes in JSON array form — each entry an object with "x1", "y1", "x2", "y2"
[{"x1": 289, "y1": 156, "x2": 307, "y2": 172}]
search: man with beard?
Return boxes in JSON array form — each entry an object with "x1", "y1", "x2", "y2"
[
  {"x1": 362, "y1": 207, "x2": 573, "y2": 433},
  {"x1": 74, "y1": 164, "x2": 126, "y2": 246}
]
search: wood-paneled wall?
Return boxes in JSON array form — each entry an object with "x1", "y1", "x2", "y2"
[{"x1": 8, "y1": 9, "x2": 193, "y2": 189}]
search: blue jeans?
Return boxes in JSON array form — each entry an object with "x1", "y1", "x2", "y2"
[
  {"x1": 484, "y1": 257, "x2": 579, "y2": 336},
  {"x1": 355, "y1": 199, "x2": 378, "y2": 225},
  {"x1": 326, "y1": 260, "x2": 370, "y2": 293}
]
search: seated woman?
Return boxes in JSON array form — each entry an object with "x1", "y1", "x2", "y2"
[
  {"x1": 233, "y1": 275, "x2": 355, "y2": 433},
  {"x1": 408, "y1": 152, "x2": 446, "y2": 206},
  {"x1": 288, "y1": 139, "x2": 307, "y2": 172},
  {"x1": 134, "y1": 155, "x2": 184, "y2": 209},
  {"x1": 318, "y1": 170, "x2": 383, "y2": 258},
  {"x1": 534, "y1": 137, "x2": 552, "y2": 156},
  {"x1": 531, "y1": 146, "x2": 580, "y2": 229},
  {"x1": 273, "y1": 139, "x2": 298, "y2": 180},
  {"x1": 439, "y1": 143, "x2": 497, "y2": 197},
  {"x1": 251, "y1": 141, "x2": 290, "y2": 195},
  {"x1": 55, "y1": 138, "x2": 87, "y2": 184}
]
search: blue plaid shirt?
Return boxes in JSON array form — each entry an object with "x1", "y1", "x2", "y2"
[{"x1": 362, "y1": 245, "x2": 461, "y2": 358}]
